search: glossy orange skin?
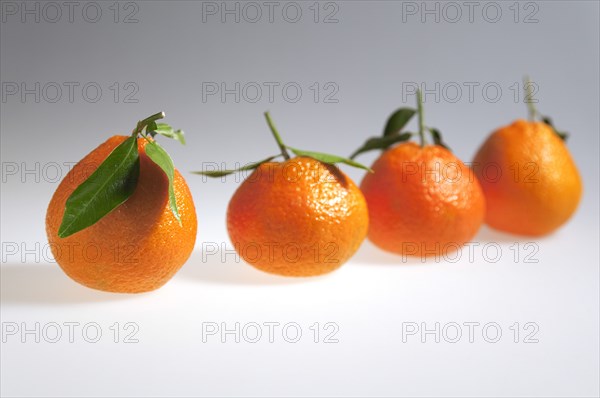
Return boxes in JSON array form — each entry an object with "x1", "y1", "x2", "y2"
[
  {"x1": 46, "y1": 136, "x2": 197, "y2": 293},
  {"x1": 473, "y1": 119, "x2": 582, "y2": 236},
  {"x1": 361, "y1": 142, "x2": 485, "y2": 257},
  {"x1": 227, "y1": 157, "x2": 368, "y2": 276}
]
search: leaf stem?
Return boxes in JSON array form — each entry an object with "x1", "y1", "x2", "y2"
[
  {"x1": 264, "y1": 111, "x2": 290, "y2": 160},
  {"x1": 132, "y1": 112, "x2": 166, "y2": 136},
  {"x1": 524, "y1": 76, "x2": 538, "y2": 122},
  {"x1": 416, "y1": 89, "x2": 426, "y2": 147}
]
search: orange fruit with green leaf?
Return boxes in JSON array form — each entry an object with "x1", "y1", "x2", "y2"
[
  {"x1": 472, "y1": 79, "x2": 582, "y2": 236},
  {"x1": 350, "y1": 91, "x2": 485, "y2": 257},
  {"x1": 195, "y1": 112, "x2": 369, "y2": 276},
  {"x1": 46, "y1": 113, "x2": 197, "y2": 293}
]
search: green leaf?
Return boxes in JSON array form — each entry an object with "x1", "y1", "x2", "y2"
[
  {"x1": 287, "y1": 147, "x2": 373, "y2": 172},
  {"x1": 145, "y1": 141, "x2": 181, "y2": 225},
  {"x1": 541, "y1": 116, "x2": 556, "y2": 130},
  {"x1": 58, "y1": 136, "x2": 140, "y2": 238},
  {"x1": 554, "y1": 130, "x2": 569, "y2": 141},
  {"x1": 542, "y1": 116, "x2": 569, "y2": 141},
  {"x1": 146, "y1": 121, "x2": 158, "y2": 137},
  {"x1": 191, "y1": 156, "x2": 280, "y2": 177},
  {"x1": 175, "y1": 130, "x2": 186, "y2": 145},
  {"x1": 149, "y1": 123, "x2": 186, "y2": 145},
  {"x1": 349, "y1": 132, "x2": 412, "y2": 159},
  {"x1": 383, "y1": 108, "x2": 416, "y2": 136},
  {"x1": 429, "y1": 128, "x2": 451, "y2": 150}
]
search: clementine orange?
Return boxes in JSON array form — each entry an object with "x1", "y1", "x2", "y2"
[
  {"x1": 227, "y1": 156, "x2": 368, "y2": 276},
  {"x1": 196, "y1": 112, "x2": 370, "y2": 276},
  {"x1": 361, "y1": 142, "x2": 485, "y2": 256},
  {"x1": 46, "y1": 135, "x2": 197, "y2": 293},
  {"x1": 473, "y1": 119, "x2": 582, "y2": 236},
  {"x1": 351, "y1": 90, "x2": 485, "y2": 257}
]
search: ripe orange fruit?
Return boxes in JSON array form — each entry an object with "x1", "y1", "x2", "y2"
[
  {"x1": 361, "y1": 142, "x2": 485, "y2": 256},
  {"x1": 197, "y1": 112, "x2": 370, "y2": 276},
  {"x1": 227, "y1": 156, "x2": 368, "y2": 276},
  {"x1": 351, "y1": 91, "x2": 485, "y2": 257},
  {"x1": 473, "y1": 119, "x2": 582, "y2": 236},
  {"x1": 46, "y1": 135, "x2": 197, "y2": 293}
]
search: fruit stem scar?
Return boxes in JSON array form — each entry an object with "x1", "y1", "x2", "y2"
[
  {"x1": 524, "y1": 76, "x2": 538, "y2": 122},
  {"x1": 264, "y1": 111, "x2": 291, "y2": 160},
  {"x1": 416, "y1": 89, "x2": 426, "y2": 147},
  {"x1": 132, "y1": 111, "x2": 166, "y2": 136}
]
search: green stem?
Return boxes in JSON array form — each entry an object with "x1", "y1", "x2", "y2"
[
  {"x1": 264, "y1": 111, "x2": 290, "y2": 160},
  {"x1": 132, "y1": 111, "x2": 165, "y2": 136},
  {"x1": 524, "y1": 76, "x2": 538, "y2": 122},
  {"x1": 416, "y1": 89, "x2": 426, "y2": 147}
]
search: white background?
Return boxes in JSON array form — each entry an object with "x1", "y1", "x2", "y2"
[{"x1": 1, "y1": 1, "x2": 599, "y2": 396}]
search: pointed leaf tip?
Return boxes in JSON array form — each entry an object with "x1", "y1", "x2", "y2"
[
  {"x1": 287, "y1": 147, "x2": 373, "y2": 172},
  {"x1": 145, "y1": 141, "x2": 182, "y2": 225},
  {"x1": 429, "y1": 128, "x2": 451, "y2": 151},
  {"x1": 191, "y1": 155, "x2": 281, "y2": 177},
  {"x1": 542, "y1": 116, "x2": 569, "y2": 141},
  {"x1": 383, "y1": 108, "x2": 416, "y2": 137},
  {"x1": 349, "y1": 132, "x2": 412, "y2": 159}
]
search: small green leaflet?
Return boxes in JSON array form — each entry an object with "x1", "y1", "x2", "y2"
[
  {"x1": 155, "y1": 123, "x2": 186, "y2": 145},
  {"x1": 145, "y1": 141, "x2": 182, "y2": 225},
  {"x1": 146, "y1": 122, "x2": 186, "y2": 145},
  {"x1": 429, "y1": 128, "x2": 450, "y2": 150},
  {"x1": 191, "y1": 156, "x2": 280, "y2": 177},
  {"x1": 542, "y1": 116, "x2": 569, "y2": 141},
  {"x1": 349, "y1": 132, "x2": 412, "y2": 159},
  {"x1": 349, "y1": 108, "x2": 416, "y2": 159},
  {"x1": 287, "y1": 147, "x2": 373, "y2": 172},
  {"x1": 383, "y1": 108, "x2": 416, "y2": 136},
  {"x1": 58, "y1": 136, "x2": 140, "y2": 238}
]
